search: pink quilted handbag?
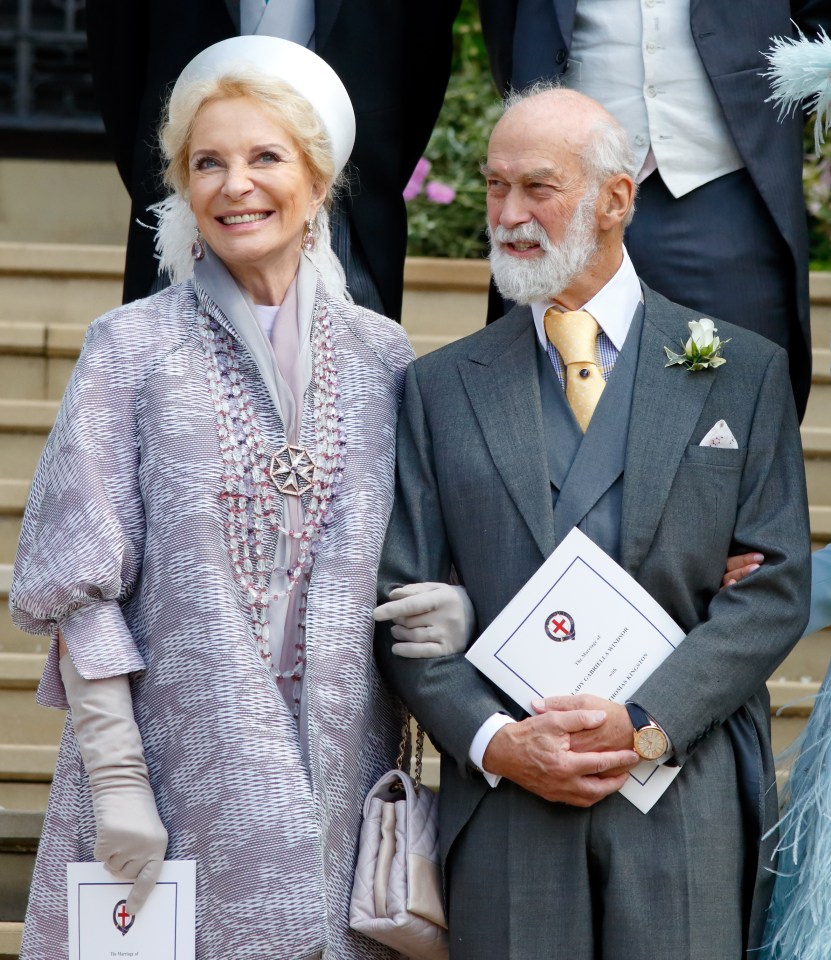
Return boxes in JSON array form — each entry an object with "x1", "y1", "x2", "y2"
[{"x1": 349, "y1": 726, "x2": 449, "y2": 960}]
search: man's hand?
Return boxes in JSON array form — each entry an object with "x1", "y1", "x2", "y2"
[
  {"x1": 373, "y1": 582, "x2": 475, "y2": 658},
  {"x1": 721, "y1": 552, "x2": 764, "y2": 588},
  {"x1": 532, "y1": 694, "x2": 637, "y2": 779},
  {"x1": 482, "y1": 708, "x2": 638, "y2": 807},
  {"x1": 533, "y1": 694, "x2": 634, "y2": 752}
]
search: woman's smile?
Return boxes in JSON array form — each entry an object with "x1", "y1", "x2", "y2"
[
  {"x1": 188, "y1": 95, "x2": 324, "y2": 302},
  {"x1": 217, "y1": 210, "x2": 272, "y2": 225}
]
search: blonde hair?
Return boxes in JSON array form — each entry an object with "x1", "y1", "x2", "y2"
[
  {"x1": 160, "y1": 70, "x2": 337, "y2": 201},
  {"x1": 152, "y1": 68, "x2": 349, "y2": 297}
]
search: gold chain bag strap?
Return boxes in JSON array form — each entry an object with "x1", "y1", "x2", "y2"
[{"x1": 349, "y1": 717, "x2": 448, "y2": 960}]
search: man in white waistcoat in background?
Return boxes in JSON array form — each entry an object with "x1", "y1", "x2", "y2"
[{"x1": 479, "y1": 0, "x2": 831, "y2": 422}]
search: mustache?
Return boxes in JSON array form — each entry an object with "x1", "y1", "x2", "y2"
[{"x1": 488, "y1": 221, "x2": 552, "y2": 251}]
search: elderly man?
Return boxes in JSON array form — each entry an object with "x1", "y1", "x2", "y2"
[
  {"x1": 478, "y1": 1, "x2": 831, "y2": 422},
  {"x1": 375, "y1": 87, "x2": 811, "y2": 959}
]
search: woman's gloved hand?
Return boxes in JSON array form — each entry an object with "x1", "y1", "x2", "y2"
[
  {"x1": 373, "y1": 582, "x2": 475, "y2": 658},
  {"x1": 59, "y1": 654, "x2": 167, "y2": 914}
]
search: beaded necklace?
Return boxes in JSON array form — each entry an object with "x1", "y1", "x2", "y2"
[{"x1": 199, "y1": 302, "x2": 346, "y2": 715}]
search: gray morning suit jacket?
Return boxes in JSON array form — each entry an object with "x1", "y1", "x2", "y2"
[{"x1": 376, "y1": 284, "x2": 811, "y2": 952}]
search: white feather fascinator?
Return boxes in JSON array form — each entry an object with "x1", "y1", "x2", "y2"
[
  {"x1": 765, "y1": 27, "x2": 831, "y2": 150},
  {"x1": 151, "y1": 193, "x2": 198, "y2": 286}
]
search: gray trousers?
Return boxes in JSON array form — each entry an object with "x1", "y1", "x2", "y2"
[{"x1": 446, "y1": 727, "x2": 745, "y2": 960}]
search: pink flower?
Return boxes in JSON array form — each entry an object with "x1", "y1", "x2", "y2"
[
  {"x1": 403, "y1": 157, "x2": 432, "y2": 201},
  {"x1": 425, "y1": 181, "x2": 456, "y2": 205}
]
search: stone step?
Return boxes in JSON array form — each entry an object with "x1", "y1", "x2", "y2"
[
  {"x1": 1, "y1": 317, "x2": 828, "y2": 412},
  {"x1": 0, "y1": 571, "x2": 48, "y2": 657},
  {"x1": 0, "y1": 746, "x2": 58, "y2": 783},
  {"x1": 0, "y1": 245, "x2": 489, "y2": 345},
  {"x1": 768, "y1": 679, "x2": 822, "y2": 777},
  {"x1": 0, "y1": 655, "x2": 64, "y2": 747},
  {"x1": 777, "y1": 623, "x2": 831, "y2": 684},
  {"x1": 0, "y1": 245, "x2": 828, "y2": 328},
  {"x1": 0, "y1": 245, "x2": 826, "y2": 367},
  {"x1": 0, "y1": 320, "x2": 86, "y2": 402},
  {"x1": 0, "y1": 159, "x2": 129, "y2": 248},
  {"x1": 0, "y1": 607, "x2": 47, "y2": 656},
  {"x1": 0, "y1": 242, "x2": 123, "y2": 327},
  {"x1": 811, "y1": 505, "x2": 831, "y2": 545},
  {"x1": 0, "y1": 811, "x2": 43, "y2": 924},
  {"x1": 402, "y1": 257, "x2": 488, "y2": 355},
  {"x1": 806, "y1": 455, "x2": 831, "y2": 514},
  {"x1": 0, "y1": 433, "x2": 45, "y2": 486},
  {"x1": 803, "y1": 358, "x2": 831, "y2": 434},
  {"x1": 0, "y1": 782, "x2": 51, "y2": 813},
  {"x1": 0, "y1": 647, "x2": 59, "y2": 791},
  {"x1": 0, "y1": 920, "x2": 23, "y2": 959},
  {"x1": 0, "y1": 206, "x2": 825, "y2": 959},
  {"x1": 810, "y1": 271, "x2": 831, "y2": 348},
  {"x1": 0, "y1": 320, "x2": 86, "y2": 357}
]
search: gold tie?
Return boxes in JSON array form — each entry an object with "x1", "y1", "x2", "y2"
[{"x1": 543, "y1": 308, "x2": 605, "y2": 432}]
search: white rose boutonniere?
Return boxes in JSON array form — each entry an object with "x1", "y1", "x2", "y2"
[{"x1": 664, "y1": 318, "x2": 730, "y2": 371}]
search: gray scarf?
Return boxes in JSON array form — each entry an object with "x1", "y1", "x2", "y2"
[{"x1": 193, "y1": 244, "x2": 321, "y2": 748}]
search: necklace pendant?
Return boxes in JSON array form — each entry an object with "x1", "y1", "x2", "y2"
[{"x1": 269, "y1": 444, "x2": 317, "y2": 496}]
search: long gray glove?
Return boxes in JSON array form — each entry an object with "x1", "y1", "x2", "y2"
[
  {"x1": 60, "y1": 655, "x2": 167, "y2": 914},
  {"x1": 373, "y1": 582, "x2": 475, "y2": 658}
]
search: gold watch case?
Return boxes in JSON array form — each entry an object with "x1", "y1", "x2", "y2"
[{"x1": 633, "y1": 724, "x2": 667, "y2": 761}]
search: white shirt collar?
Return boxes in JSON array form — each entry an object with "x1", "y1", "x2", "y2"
[{"x1": 531, "y1": 246, "x2": 642, "y2": 352}]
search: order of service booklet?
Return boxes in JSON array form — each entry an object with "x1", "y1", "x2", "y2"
[
  {"x1": 67, "y1": 860, "x2": 196, "y2": 960},
  {"x1": 465, "y1": 527, "x2": 686, "y2": 813}
]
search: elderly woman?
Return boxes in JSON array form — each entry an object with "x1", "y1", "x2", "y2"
[{"x1": 10, "y1": 36, "x2": 417, "y2": 960}]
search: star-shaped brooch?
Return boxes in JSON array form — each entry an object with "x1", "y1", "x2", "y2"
[{"x1": 269, "y1": 444, "x2": 317, "y2": 496}]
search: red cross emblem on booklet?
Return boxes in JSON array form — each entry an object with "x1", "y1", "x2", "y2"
[
  {"x1": 545, "y1": 610, "x2": 575, "y2": 642},
  {"x1": 113, "y1": 899, "x2": 135, "y2": 936}
]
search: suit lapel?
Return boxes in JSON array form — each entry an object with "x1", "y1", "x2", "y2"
[
  {"x1": 621, "y1": 286, "x2": 717, "y2": 574},
  {"x1": 553, "y1": 0, "x2": 578, "y2": 49},
  {"x1": 460, "y1": 309, "x2": 556, "y2": 560},
  {"x1": 552, "y1": 302, "x2": 643, "y2": 544},
  {"x1": 225, "y1": 0, "x2": 241, "y2": 30}
]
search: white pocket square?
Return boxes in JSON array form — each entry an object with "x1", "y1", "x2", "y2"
[{"x1": 699, "y1": 419, "x2": 738, "y2": 449}]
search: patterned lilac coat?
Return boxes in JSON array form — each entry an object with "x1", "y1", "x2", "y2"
[{"x1": 10, "y1": 278, "x2": 414, "y2": 960}]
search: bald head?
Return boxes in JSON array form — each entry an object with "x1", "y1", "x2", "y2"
[
  {"x1": 499, "y1": 88, "x2": 614, "y2": 138},
  {"x1": 493, "y1": 87, "x2": 637, "y2": 190}
]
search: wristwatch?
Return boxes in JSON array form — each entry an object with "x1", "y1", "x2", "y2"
[{"x1": 625, "y1": 702, "x2": 668, "y2": 761}]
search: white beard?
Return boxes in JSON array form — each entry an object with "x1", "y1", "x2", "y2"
[{"x1": 488, "y1": 188, "x2": 600, "y2": 305}]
